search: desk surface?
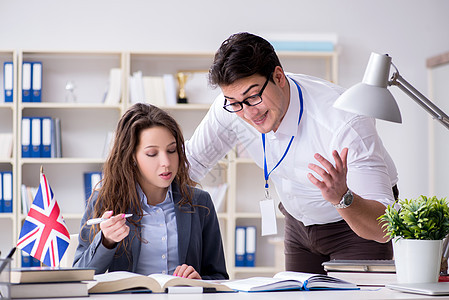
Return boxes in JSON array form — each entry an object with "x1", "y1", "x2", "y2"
[{"x1": 44, "y1": 288, "x2": 449, "y2": 300}]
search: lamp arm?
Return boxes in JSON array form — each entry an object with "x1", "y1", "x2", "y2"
[{"x1": 390, "y1": 72, "x2": 449, "y2": 130}]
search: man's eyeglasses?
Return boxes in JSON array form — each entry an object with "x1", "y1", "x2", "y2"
[{"x1": 223, "y1": 73, "x2": 272, "y2": 113}]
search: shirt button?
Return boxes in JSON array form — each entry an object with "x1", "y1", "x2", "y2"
[
  {"x1": 162, "y1": 254, "x2": 166, "y2": 259},
  {"x1": 162, "y1": 236, "x2": 166, "y2": 241},
  {"x1": 160, "y1": 223, "x2": 164, "y2": 227}
]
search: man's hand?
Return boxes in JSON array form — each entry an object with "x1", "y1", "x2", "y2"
[{"x1": 307, "y1": 148, "x2": 349, "y2": 205}]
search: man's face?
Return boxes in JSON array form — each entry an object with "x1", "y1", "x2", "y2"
[{"x1": 221, "y1": 72, "x2": 289, "y2": 133}]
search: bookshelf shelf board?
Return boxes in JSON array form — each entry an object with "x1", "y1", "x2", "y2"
[
  {"x1": 161, "y1": 104, "x2": 211, "y2": 111},
  {"x1": 20, "y1": 103, "x2": 123, "y2": 110},
  {"x1": 19, "y1": 158, "x2": 106, "y2": 165},
  {"x1": 0, "y1": 103, "x2": 14, "y2": 109},
  {"x1": 0, "y1": 213, "x2": 14, "y2": 220}
]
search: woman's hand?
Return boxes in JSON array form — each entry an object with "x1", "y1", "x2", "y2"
[
  {"x1": 99, "y1": 211, "x2": 130, "y2": 249},
  {"x1": 173, "y1": 264, "x2": 201, "y2": 279}
]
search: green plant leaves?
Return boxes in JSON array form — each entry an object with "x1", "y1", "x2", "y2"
[{"x1": 378, "y1": 195, "x2": 449, "y2": 240}]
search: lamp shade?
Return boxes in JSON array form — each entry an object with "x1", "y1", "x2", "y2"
[
  {"x1": 334, "y1": 82, "x2": 402, "y2": 123},
  {"x1": 333, "y1": 52, "x2": 402, "y2": 123}
]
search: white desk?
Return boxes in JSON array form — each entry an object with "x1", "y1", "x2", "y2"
[{"x1": 44, "y1": 288, "x2": 449, "y2": 300}]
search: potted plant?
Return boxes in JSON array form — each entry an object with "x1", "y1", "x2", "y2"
[{"x1": 378, "y1": 195, "x2": 449, "y2": 283}]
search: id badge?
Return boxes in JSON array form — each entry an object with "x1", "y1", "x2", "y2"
[{"x1": 260, "y1": 191, "x2": 277, "y2": 236}]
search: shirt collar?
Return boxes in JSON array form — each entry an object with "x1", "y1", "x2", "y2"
[
  {"x1": 136, "y1": 182, "x2": 173, "y2": 207},
  {"x1": 270, "y1": 75, "x2": 300, "y2": 138}
]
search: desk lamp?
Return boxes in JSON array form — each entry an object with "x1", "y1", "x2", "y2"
[{"x1": 333, "y1": 52, "x2": 449, "y2": 130}]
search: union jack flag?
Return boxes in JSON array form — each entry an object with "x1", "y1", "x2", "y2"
[{"x1": 17, "y1": 170, "x2": 70, "y2": 267}]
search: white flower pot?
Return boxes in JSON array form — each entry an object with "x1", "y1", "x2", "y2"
[{"x1": 393, "y1": 238, "x2": 443, "y2": 283}]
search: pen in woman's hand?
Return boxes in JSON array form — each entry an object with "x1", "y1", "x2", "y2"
[{"x1": 86, "y1": 214, "x2": 133, "y2": 225}]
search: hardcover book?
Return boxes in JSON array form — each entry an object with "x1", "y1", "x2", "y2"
[{"x1": 88, "y1": 271, "x2": 234, "y2": 293}]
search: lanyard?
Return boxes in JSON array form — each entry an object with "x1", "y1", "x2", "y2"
[{"x1": 262, "y1": 78, "x2": 303, "y2": 197}]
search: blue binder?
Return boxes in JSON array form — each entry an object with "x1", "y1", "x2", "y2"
[
  {"x1": 30, "y1": 117, "x2": 41, "y2": 157},
  {"x1": 235, "y1": 226, "x2": 246, "y2": 267},
  {"x1": 0, "y1": 172, "x2": 3, "y2": 213},
  {"x1": 245, "y1": 226, "x2": 256, "y2": 267},
  {"x1": 2, "y1": 171, "x2": 12, "y2": 213},
  {"x1": 21, "y1": 252, "x2": 32, "y2": 267},
  {"x1": 84, "y1": 172, "x2": 102, "y2": 202},
  {"x1": 3, "y1": 62, "x2": 13, "y2": 102},
  {"x1": 31, "y1": 62, "x2": 42, "y2": 102},
  {"x1": 21, "y1": 117, "x2": 32, "y2": 158},
  {"x1": 22, "y1": 62, "x2": 32, "y2": 102},
  {"x1": 40, "y1": 117, "x2": 52, "y2": 158}
]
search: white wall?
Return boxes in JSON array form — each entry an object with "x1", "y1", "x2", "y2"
[{"x1": 2, "y1": 0, "x2": 449, "y2": 199}]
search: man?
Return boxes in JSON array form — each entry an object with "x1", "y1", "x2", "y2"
[{"x1": 186, "y1": 32, "x2": 398, "y2": 274}]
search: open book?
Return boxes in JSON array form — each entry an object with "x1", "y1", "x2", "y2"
[
  {"x1": 222, "y1": 271, "x2": 358, "y2": 292},
  {"x1": 87, "y1": 271, "x2": 234, "y2": 293}
]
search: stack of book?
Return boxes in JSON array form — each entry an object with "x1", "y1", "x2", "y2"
[
  {"x1": 322, "y1": 259, "x2": 397, "y2": 286},
  {"x1": 9, "y1": 266, "x2": 94, "y2": 298}
]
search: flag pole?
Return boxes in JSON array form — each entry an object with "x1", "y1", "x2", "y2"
[{"x1": 40, "y1": 165, "x2": 43, "y2": 175}]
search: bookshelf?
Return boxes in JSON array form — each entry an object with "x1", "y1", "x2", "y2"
[
  {"x1": 0, "y1": 50, "x2": 17, "y2": 259},
  {"x1": 4, "y1": 49, "x2": 338, "y2": 275}
]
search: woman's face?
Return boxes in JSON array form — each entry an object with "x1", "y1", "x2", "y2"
[{"x1": 134, "y1": 126, "x2": 179, "y2": 193}]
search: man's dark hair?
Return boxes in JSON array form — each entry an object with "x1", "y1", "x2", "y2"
[{"x1": 209, "y1": 32, "x2": 283, "y2": 87}]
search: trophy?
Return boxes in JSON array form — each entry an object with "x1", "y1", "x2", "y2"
[
  {"x1": 65, "y1": 80, "x2": 77, "y2": 102},
  {"x1": 176, "y1": 72, "x2": 189, "y2": 104}
]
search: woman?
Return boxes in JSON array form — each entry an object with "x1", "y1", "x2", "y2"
[{"x1": 73, "y1": 103, "x2": 228, "y2": 280}]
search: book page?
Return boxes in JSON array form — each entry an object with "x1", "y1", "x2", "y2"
[
  {"x1": 148, "y1": 274, "x2": 233, "y2": 291},
  {"x1": 93, "y1": 271, "x2": 142, "y2": 282},
  {"x1": 89, "y1": 271, "x2": 160, "y2": 293},
  {"x1": 273, "y1": 271, "x2": 310, "y2": 283},
  {"x1": 222, "y1": 277, "x2": 302, "y2": 292}
]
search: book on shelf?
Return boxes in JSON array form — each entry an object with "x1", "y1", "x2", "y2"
[
  {"x1": 222, "y1": 271, "x2": 358, "y2": 292},
  {"x1": 21, "y1": 116, "x2": 62, "y2": 158},
  {"x1": 20, "y1": 184, "x2": 38, "y2": 214},
  {"x1": 234, "y1": 226, "x2": 257, "y2": 267},
  {"x1": 322, "y1": 259, "x2": 396, "y2": 273},
  {"x1": 9, "y1": 282, "x2": 89, "y2": 298},
  {"x1": 20, "y1": 252, "x2": 40, "y2": 267},
  {"x1": 142, "y1": 76, "x2": 166, "y2": 106},
  {"x1": 87, "y1": 271, "x2": 234, "y2": 294},
  {"x1": 84, "y1": 171, "x2": 103, "y2": 201},
  {"x1": 103, "y1": 68, "x2": 122, "y2": 104},
  {"x1": 3, "y1": 61, "x2": 13, "y2": 102},
  {"x1": 31, "y1": 62, "x2": 42, "y2": 102},
  {"x1": 22, "y1": 62, "x2": 32, "y2": 102},
  {"x1": 11, "y1": 266, "x2": 95, "y2": 283},
  {"x1": 235, "y1": 226, "x2": 246, "y2": 267},
  {"x1": 260, "y1": 32, "x2": 338, "y2": 52},
  {"x1": 1, "y1": 171, "x2": 12, "y2": 213},
  {"x1": 128, "y1": 71, "x2": 144, "y2": 104}
]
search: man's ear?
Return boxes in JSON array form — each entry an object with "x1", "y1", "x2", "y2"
[{"x1": 273, "y1": 66, "x2": 287, "y2": 87}]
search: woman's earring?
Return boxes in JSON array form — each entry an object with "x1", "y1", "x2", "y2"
[{"x1": 133, "y1": 161, "x2": 137, "y2": 166}]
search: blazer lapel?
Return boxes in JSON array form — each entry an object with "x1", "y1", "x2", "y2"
[{"x1": 172, "y1": 183, "x2": 192, "y2": 264}]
